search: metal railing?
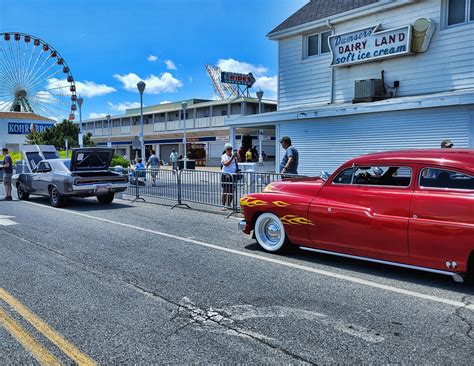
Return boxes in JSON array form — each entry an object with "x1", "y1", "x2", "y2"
[{"x1": 120, "y1": 167, "x2": 306, "y2": 213}]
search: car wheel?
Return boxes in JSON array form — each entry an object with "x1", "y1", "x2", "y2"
[
  {"x1": 97, "y1": 193, "x2": 114, "y2": 204},
  {"x1": 17, "y1": 184, "x2": 30, "y2": 200},
  {"x1": 254, "y1": 212, "x2": 288, "y2": 252},
  {"x1": 49, "y1": 186, "x2": 66, "y2": 208}
]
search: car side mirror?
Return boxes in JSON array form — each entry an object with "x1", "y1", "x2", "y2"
[{"x1": 320, "y1": 171, "x2": 330, "y2": 181}]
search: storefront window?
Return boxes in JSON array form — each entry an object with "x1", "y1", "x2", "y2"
[{"x1": 446, "y1": 0, "x2": 473, "y2": 26}]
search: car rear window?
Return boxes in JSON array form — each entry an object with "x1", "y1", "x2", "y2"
[{"x1": 420, "y1": 168, "x2": 474, "y2": 190}]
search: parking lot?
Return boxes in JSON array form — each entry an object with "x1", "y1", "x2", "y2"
[{"x1": 0, "y1": 188, "x2": 473, "y2": 364}]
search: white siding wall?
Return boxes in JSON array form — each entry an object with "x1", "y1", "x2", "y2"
[
  {"x1": 278, "y1": 107, "x2": 473, "y2": 175},
  {"x1": 278, "y1": 0, "x2": 474, "y2": 110}
]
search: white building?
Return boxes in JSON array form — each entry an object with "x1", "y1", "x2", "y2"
[
  {"x1": 0, "y1": 112, "x2": 55, "y2": 152},
  {"x1": 86, "y1": 98, "x2": 277, "y2": 166},
  {"x1": 227, "y1": 0, "x2": 474, "y2": 175}
]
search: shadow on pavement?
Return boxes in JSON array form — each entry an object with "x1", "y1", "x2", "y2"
[
  {"x1": 22, "y1": 195, "x2": 134, "y2": 212},
  {"x1": 244, "y1": 243, "x2": 474, "y2": 295}
]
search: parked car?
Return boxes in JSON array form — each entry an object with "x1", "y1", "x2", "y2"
[
  {"x1": 12, "y1": 147, "x2": 128, "y2": 207},
  {"x1": 238, "y1": 149, "x2": 474, "y2": 283}
]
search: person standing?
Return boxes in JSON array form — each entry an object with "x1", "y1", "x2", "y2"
[
  {"x1": 1, "y1": 148, "x2": 13, "y2": 201},
  {"x1": 221, "y1": 143, "x2": 238, "y2": 210},
  {"x1": 147, "y1": 149, "x2": 160, "y2": 186},
  {"x1": 441, "y1": 139, "x2": 454, "y2": 148},
  {"x1": 245, "y1": 148, "x2": 253, "y2": 163},
  {"x1": 279, "y1": 136, "x2": 299, "y2": 176},
  {"x1": 169, "y1": 148, "x2": 179, "y2": 172}
]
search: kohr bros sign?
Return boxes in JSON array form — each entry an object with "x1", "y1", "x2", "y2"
[
  {"x1": 329, "y1": 18, "x2": 435, "y2": 67},
  {"x1": 8, "y1": 122, "x2": 54, "y2": 135}
]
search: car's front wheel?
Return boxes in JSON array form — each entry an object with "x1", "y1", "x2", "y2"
[
  {"x1": 97, "y1": 193, "x2": 114, "y2": 204},
  {"x1": 254, "y1": 212, "x2": 288, "y2": 252},
  {"x1": 17, "y1": 184, "x2": 30, "y2": 201},
  {"x1": 49, "y1": 186, "x2": 66, "y2": 208}
]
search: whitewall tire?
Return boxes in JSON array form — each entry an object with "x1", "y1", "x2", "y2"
[{"x1": 254, "y1": 212, "x2": 287, "y2": 252}]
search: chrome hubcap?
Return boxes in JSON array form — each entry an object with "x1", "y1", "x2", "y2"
[
  {"x1": 51, "y1": 189, "x2": 58, "y2": 202},
  {"x1": 259, "y1": 218, "x2": 281, "y2": 247}
]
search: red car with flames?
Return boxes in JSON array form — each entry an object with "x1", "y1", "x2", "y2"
[{"x1": 239, "y1": 150, "x2": 474, "y2": 283}]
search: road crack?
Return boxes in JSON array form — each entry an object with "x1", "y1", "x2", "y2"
[
  {"x1": 1, "y1": 228, "x2": 316, "y2": 364},
  {"x1": 454, "y1": 295, "x2": 474, "y2": 340}
]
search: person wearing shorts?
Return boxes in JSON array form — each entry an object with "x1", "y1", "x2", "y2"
[
  {"x1": 1, "y1": 148, "x2": 13, "y2": 201},
  {"x1": 221, "y1": 143, "x2": 238, "y2": 210},
  {"x1": 147, "y1": 150, "x2": 160, "y2": 186}
]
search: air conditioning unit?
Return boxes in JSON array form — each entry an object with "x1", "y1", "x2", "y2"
[{"x1": 352, "y1": 79, "x2": 385, "y2": 103}]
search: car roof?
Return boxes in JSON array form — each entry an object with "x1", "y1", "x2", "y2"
[{"x1": 346, "y1": 149, "x2": 474, "y2": 174}]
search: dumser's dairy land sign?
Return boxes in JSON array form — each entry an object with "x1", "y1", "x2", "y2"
[{"x1": 328, "y1": 18, "x2": 435, "y2": 67}]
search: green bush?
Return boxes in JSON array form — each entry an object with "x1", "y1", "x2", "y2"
[
  {"x1": 111, "y1": 154, "x2": 130, "y2": 168},
  {"x1": 0, "y1": 152, "x2": 23, "y2": 164}
]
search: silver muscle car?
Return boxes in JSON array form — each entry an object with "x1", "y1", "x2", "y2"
[{"x1": 12, "y1": 146, "x2": 128, "y2": 207}]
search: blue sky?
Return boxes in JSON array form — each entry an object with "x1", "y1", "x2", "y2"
[{"x1": 1, "y1": 0, "x2": 307, "y2": 119}]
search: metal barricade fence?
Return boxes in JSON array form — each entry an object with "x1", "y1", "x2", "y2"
[
  {"x1": 179, "y1": 169, "x2": 230, "y2": 208},
  {"x1": 113, "y1": 166, "x2": 305, "y2": 214},
  {"x1": 231, "y1": 171, "x2": 303, "y2": 213}
]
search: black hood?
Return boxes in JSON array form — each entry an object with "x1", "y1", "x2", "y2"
[{"x1": 70, "y1": 148, "x2": 114, "y2": 171}]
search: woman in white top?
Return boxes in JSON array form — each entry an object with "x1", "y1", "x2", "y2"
[{"x1": 221, "y1": 143, "x2": 238, "y2": 209}]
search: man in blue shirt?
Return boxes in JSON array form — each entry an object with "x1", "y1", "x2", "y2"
[{"x1": 279, "y1": 136, "x2": 299, "y2": 176}]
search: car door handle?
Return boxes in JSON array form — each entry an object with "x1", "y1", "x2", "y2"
[{"x1": 412, "y1": 214, "x2": 418, "y2": 219}]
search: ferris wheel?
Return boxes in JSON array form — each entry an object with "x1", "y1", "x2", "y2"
[{"x1": 0, "y1": 32, "x2": 77, "y2": 121}]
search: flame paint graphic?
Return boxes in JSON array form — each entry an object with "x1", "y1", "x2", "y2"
[
  {"x1": 280, "y1": 215, "x2": 314, "y2": 226},
  {"x1": 272, "y1": 200, "x2": 290, "y2": 207},
  {"x1": 240, "y1": 196, "x2": 268, "y2": 207}
]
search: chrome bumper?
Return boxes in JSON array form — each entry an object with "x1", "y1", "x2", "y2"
[
  {"x1": 72, "y1": 183, "x2": 129, "y2": 192},
  {"x1": 238, "y1": 220, "x2": 247, "y2": 231}
]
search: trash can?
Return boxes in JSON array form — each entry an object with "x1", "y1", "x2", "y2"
[{"x1": 178, "y1": 159, "x2": 196, "y2": 170}]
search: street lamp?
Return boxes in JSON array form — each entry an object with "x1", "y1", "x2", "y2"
[
  {"x1": 137, "y1": 81, "x2": 146, "y2": 161},
  {"x1": 182, "y1": 101, "x2": 188, "y2": 170},
  {"x1": 106, "y1": 114, "x2": 111, "y2": 148},
  {"x1": 77, "y1": 96, "x2": 84, "y2": 148},
  {"x1": 256, "y1": 90, "x2": 264, "y2": 164}
]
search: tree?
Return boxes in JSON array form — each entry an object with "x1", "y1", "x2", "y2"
[{"x1": 26, "y1": 120, "x2": 95, "y2": 149}]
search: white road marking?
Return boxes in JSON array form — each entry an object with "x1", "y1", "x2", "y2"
[
  {"x1": 0, "y1": 215, "x2": 17, "y2": 226},
  {"x1": 19, "y1": 200, "x2": 474, "y2": 311}
]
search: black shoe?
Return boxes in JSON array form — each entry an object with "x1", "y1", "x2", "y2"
[{"x1": 3, "y1": 196, "x2": 12, "y2": 201}]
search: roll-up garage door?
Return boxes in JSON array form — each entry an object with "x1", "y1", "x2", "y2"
[{"x1": 278, "y1": 107, "x2": 472, "y2": 175}]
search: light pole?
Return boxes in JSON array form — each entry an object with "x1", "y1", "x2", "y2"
[
  {"x1": 256, "y1": 90, "x2": 264, "y2": 164},
  {"x1": 77, "y1": 96, "x2": 84, "y2": 147},
  {"x1": 137, "y1": 81, "x2": 146, "y2": 161},
  {"x1": 106, "y1": 114, "x2": 111, "y2": 148},
  {"x1": 182, "y1": 101, "x2": 187, "y2": 169}
]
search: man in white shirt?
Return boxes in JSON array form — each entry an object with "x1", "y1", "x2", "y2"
[
  {"x1": 169, "y1": 148, "x2": 179, "y2": 171},
  {"x1": 221, "y1": 143, "x2": 238, "y2": 210}
]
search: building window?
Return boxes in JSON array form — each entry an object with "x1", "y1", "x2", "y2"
[
  {"x1": 304, "y1": 30, "x2": 332, "y2": 59},
  {"x1": 446, "y1": 0, "x2": 473, "y2": 26}
]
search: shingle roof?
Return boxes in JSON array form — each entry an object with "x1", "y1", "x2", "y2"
[
  {"x1": 0, "y1": 112, "x2": 54, "y2": 121},
  {"x1": 269, "y1": 0, "x2": 379, "y2": 35}
]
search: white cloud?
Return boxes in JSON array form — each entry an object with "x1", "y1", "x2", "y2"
[
  {"x1": 147, "y1": 55, "x2": 158, "y2": 62},
  {"x1": 254, "y1": 75, "x2": 278, "y2": 97},
  {"x1": 160, "y1": 100, "x2": 172, "y2": 105},
  {"x1": 113, "y1": 72, "x2": 182, "y2": 94},
  {"x1": 47, "y1": 78, "x2": 116, "y2": 98},
  {"x1": 108, "y1": 101, "x2": 141, "y2": 112},
  {"x1": 217, "y1": 58, "x2": 268, "y2": 75},
  {"x1": 89, "y1": 112, "x2": 107, "y2": 119},
  {"x1": 165, "y1": 59, "x2": 177, "y2": 70}
]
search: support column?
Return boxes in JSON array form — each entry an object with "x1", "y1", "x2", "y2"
[{"x1": 229, "y1": 127, "x2": 236, "y2": 149}]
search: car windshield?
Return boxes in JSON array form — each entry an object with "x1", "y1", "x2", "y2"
[{"x1": 48, "y1": 159, "x2": 71, "y2": 172}]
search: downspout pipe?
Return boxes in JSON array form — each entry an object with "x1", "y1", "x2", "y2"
[{"x1": 327, "y1": 19, "x2": 335, "y2": 104}]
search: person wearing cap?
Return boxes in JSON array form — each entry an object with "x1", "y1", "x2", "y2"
[
  {"x1": 169, "y1": 148, "x2": 179, "y2": 171},
  {"x1": 221, "y1": 143, "x2": 238, "y2": 210},
  {"x1": 279, "y1": 136, "x2": 299, "y2": 176},
  {"x1": 441, "y1": 139, "x2": 453, "y2": 148}
]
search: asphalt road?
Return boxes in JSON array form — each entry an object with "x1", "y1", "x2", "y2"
[{"x1": 0, "y1": 189, "x2": 473, "y2": 364}]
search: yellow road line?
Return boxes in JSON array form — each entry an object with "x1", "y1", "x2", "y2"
[
  {"x1": 0, "y1": 288, "x2": 96, "y2": 366},
  {"x1": 0, "y1": 308, "x2": 61, "y2": 366}
]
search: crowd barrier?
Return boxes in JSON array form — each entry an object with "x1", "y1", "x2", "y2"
[{"x1": 119, "y1": 167, "x2": 305, "y2": 214}]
